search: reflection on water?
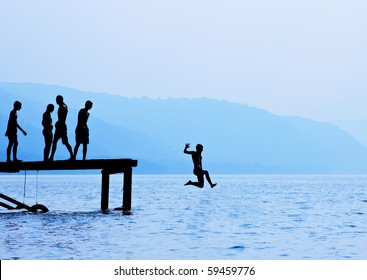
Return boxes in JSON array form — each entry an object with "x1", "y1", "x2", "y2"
[{"x1": 1, "y1": 175, "x2": 367, "y2": 260}]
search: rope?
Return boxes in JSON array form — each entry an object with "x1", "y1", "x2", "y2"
[
  {"x1": 23, "y1": 170, "x2": 27, "y2": 204},
  {"x1": 36, "y1": 170, "x2": 39, "y2": 204},
  {"x1": 23, "y1": 171, "x2": 40, "y2": 205}
]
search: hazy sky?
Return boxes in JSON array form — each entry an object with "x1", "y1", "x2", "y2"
[{"x1": 1, "y1": 0, "x2": 367, "y2": 121}]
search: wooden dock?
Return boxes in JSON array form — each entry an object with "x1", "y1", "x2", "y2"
[{"x1": 0, "y1": 159, "x2": 138, "y2": 214}]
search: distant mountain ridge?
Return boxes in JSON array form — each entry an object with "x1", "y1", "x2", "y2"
[{"x1": 1, "y1": 82, "x2": 367, "y2": 174}]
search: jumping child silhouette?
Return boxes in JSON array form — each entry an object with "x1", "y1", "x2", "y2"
[{"x1": 184, "y1": 143, "x2": 216, "y2": 188}]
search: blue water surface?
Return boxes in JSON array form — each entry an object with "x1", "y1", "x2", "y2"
[{"x1": 1, "y1": 174, "x2": 366, "y2": 260}]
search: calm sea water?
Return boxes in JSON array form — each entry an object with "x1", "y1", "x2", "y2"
[{"x1": 1, "y1": 174, "x2": 366, "y2": 260}]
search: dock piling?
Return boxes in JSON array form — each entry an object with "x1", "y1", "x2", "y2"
[
  {"x1": 123, "y1": 167, "x2": 132, "y2": 214},
  {"x1": 101, "y1": 169, "x2": 110, "y2": 212}
]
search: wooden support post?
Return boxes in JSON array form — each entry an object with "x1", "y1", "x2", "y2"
[
  {"x1": 123, "y1": 167, "x2": 132, "y2": 214},
  {"x1": 0, "y1": 201, "x2": 15, "y2": 210},
  {"x1": 0, "y1": 193, "x2": 31, "y2": 211},
  {"x1": 101, "y1": 169, "x2": 110, "y2": 212}
]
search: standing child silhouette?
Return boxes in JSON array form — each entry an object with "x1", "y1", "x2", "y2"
[
  {"x1": 49, "y1": 95, "x2": 74, "y2": 161},
  {"x1": 74, "y1": 100, "x2": 93, "y2": 160},
  {"x1": 5, "y1": 101, "x2": 27, "y2": 162},
  {"x1": 42, "y1": 104, "x2": 54, "y2": 161}
]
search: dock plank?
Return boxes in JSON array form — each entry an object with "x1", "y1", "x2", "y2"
[{"x1": 0, "y1": 158, "x2": 138, "y2": 173}]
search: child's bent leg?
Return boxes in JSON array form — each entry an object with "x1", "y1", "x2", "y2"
[{"x1": 203, "y1": 170, "x2": 216, "y2": 188}]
